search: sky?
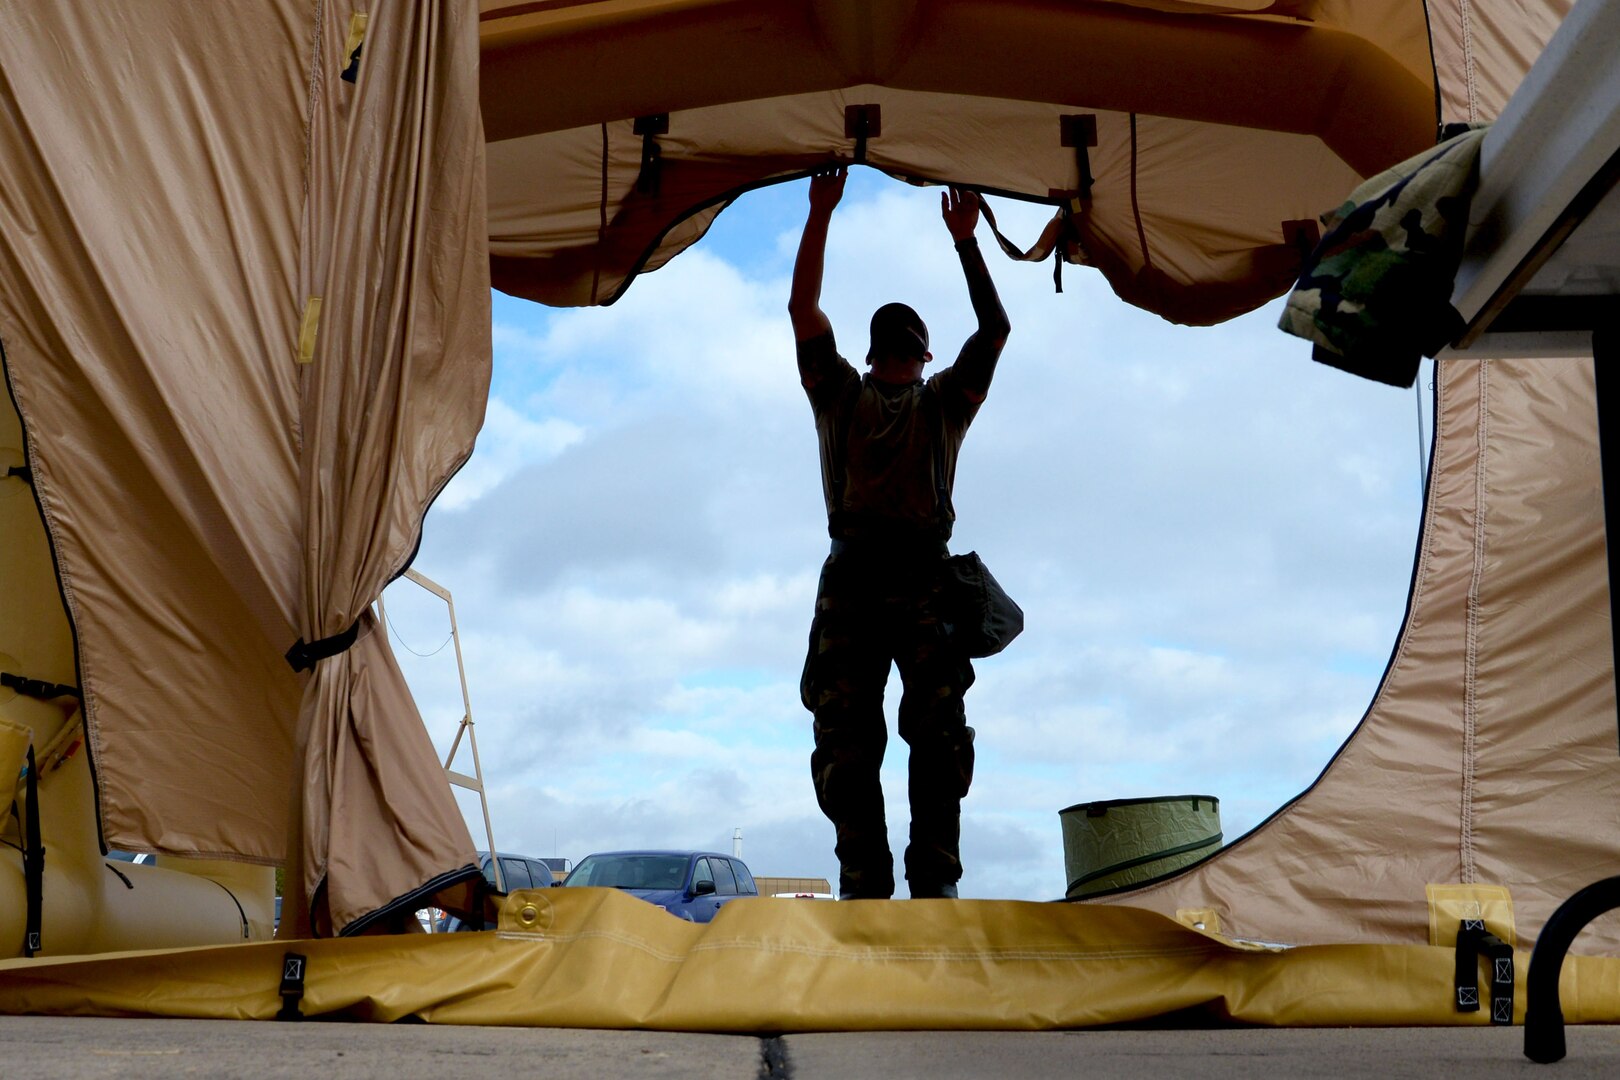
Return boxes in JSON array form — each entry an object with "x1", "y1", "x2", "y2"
[{"x1": 379, "y1": 167, "x2": 1435, "y2": 901}]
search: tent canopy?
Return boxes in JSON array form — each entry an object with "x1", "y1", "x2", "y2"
[
  {"x1": 0, "y1": 0, "x2": 1589, "y2": 944},
  {"x1": 477, "y1": 0, "x2": 1535, "y2": 322}
]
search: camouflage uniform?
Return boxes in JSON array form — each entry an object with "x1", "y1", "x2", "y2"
[
  {"x1": 801, "y1": 545, "x2": 976, "y2": 899},
  {"x1": 797, "y1": 329, "x2": 982, "y2": 899}
]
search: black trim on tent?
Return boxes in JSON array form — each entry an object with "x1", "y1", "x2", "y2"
[
  {"x1": 0, "y1": 334, "x2": 105, "y2": 856},
  {"x1": 1420, "y1": 0, "x2": 1445, "y2": 141},
  {"x1": 337, "y1": 861, "x2": 484, "y2": 938},
  {"x1": 1602, "y1": 326, "x2": 1619, "y2": 752}
]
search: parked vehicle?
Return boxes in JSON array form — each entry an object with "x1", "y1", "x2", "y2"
[
  {"x1": 475, "y1": 850, "x2": 558, "y2": 893},
  {"x1": 436, "y1": 851, "x2": 558, "y2": 932},
  {"x1": 564, "y1": 850, "x2": 757, "y2": 922}
]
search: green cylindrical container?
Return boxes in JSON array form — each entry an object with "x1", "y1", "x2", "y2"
[{"x1": 1060, "y1": 795, "x2": 1221, "y2": 899}]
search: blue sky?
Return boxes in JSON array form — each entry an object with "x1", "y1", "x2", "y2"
[{"x1": 382, "y1": 167, "x2": 1434, "y2": 900}]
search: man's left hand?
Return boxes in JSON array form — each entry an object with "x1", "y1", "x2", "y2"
[{"x1": 941, "y1": 187, "x2": 980, "y2": 242}]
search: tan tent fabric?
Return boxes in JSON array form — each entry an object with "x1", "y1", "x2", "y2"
[
  {"x1": 0, "y1": 3, "x2": 307, "y2": 863},
  {"x1": 0, "y1": 1, "x2": 487, "y2": 937},
  {"x1": 1107, "y1": 358, "x2": 1620, "y2": 951},
  {"x1": 1428, "y1": 0, "x2": 1575, "y2": 123},
  {"x1": 479, "y1": 0, "x2": 1438, "y2": 321},
  {"x1": 283, "y1": 0, "x2": 492, "y2": 936}
]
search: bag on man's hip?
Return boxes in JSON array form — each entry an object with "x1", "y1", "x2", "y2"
[{"x1": 940, "y1": 552, "x2": 1023, "y2": 658}]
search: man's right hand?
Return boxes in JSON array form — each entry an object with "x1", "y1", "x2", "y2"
[{"x1": 808, "y1": 165, "x2": 847, "y2": 216}]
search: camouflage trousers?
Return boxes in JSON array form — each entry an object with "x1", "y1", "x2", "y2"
[{"x1": 800, "y1": 549, "x2": 976, "y2": 898}]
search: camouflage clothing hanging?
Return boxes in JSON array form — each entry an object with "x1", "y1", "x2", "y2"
[{"x1": 1279, "y1": 125, "x2": 1489, "y2": 387}]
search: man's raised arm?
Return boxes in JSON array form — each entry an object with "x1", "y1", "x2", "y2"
[
  {"x1": 789, "y1": 166, "x2": 846, "y2": 344},
  {"x1": 941, "y1": 187, "x2": 1011, "y2": 403}
]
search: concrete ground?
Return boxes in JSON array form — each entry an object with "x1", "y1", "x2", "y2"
[{"x1": 3, "y1": 1017, "x2": 1620, "y2": 1078}]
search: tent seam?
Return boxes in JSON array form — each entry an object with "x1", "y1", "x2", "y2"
[
  {"x1": 1130, "y1": 113, "x2": 1150, "y2": 268},
  {"x1": 1461, "y1": 359, "x2": 1489, "y2": 884},
  {"x1": 1458, "y1": 0, "x2": 1479, "y2": 122},
  {"x1": 302, "y1": 0, "x2": 327, "y2": 205}
]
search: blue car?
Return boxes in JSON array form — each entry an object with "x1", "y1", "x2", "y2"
[{"x1": 564, "y1": 850, "x2": 757, "y2": 922}]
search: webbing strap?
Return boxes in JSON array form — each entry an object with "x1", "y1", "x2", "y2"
[
  {"x1": 633, "y1": 114, "x2": 668, "y2": 196},
  {"x1": 4, "y1": 464, "x2": 30, "y2": 483},
  {"x1": 977, "y1": 199, "x2": 1074, "y2": 294},
  {"x1": 22, "y1": 746, "x2": 43, "y2": 957},
  {"x1": 978, "y1": 199, "x2": 1063, "y2": 264},
  {"x1": 1455, "y1": 919, "x2": 1516, "y2": 1024},
  {"x1": 0, "y1": 671, "x2": 80, "y2": 701},
  {"x1": 277, "y1": 952, "x2": 308, "y2": 1021},
  {"x1": 284, "y1": 619, "x2": 362, "y2": 673}
]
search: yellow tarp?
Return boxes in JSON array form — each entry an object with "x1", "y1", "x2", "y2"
[{"x1": 4, "y1": 889, "x2": 1619, "y2": 1028}]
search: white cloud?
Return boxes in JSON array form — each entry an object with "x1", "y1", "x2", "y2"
[
  {"x1": 387, "y1": 176, "x2": 1425, "y2": 901},
  {"x1": 435, "y1": 397, "x2": 584, "y2": 510}
]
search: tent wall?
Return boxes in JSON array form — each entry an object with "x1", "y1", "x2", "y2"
[
  {"x1": 1109, "y1": 358, "x2": 1620, "y2": 952},
  {"x1": 1429, "y1": 0, "x2": 1576, "y2": 124},
  {"x1": 0, "y1": 1, "x2": 486, "y2": 938},
  {"x1": 0, "y1": 3, "x2": 308, "y2": 863}
]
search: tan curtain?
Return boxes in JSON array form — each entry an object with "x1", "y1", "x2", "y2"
[
  {"x1": 0, "y1": 3, "x2": 307, "y2": 865},
  {"x1": 1, "y1": 0, "x2": 489, "y2": 939},
  {"x1": 281, "y1": 0, "x2": 491, "y2": 937}
]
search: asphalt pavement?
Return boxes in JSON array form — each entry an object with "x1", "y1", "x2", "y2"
[{"x1": 4, "y1": 1017, "x2": 1620, "y2": 1078}]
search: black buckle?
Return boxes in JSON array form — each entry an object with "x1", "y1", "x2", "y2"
[
  {"x1": 1455, "y1": 919, "x2": 1514, "y2": 1024},
  {"x1": 634, "y1": 114, "x2": 669, "y2": 197},
  {"x1": 277, "y1": 952, "x2": 308, "y2": 1021}
]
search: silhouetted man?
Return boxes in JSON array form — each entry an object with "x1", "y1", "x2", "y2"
[{"x1": 789, "y1": 166, "x2": 1010, "y2": 900}]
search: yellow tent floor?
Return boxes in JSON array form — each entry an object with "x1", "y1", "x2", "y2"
[{"x1": 3, "y1": 889, "x2": 1619, "y2": 1029}]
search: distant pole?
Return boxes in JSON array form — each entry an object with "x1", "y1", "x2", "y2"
[{"x1": 733, "y1": 828, "x2": 742, "y2": 859}]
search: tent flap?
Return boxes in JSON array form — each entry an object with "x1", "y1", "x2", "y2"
[{"x1": 282, "y1": 0, "x2": 491, "y2": 937}]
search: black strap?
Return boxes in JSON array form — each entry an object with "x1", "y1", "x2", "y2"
[
  {"x1": 633, "y1": 114, "x2": 668, "y2": 197},
  {"x1": 0, "y1": 671, "x2": 80, "y2": 701},
  {"x1": 4, "y1": 464, "x2": 30, "y2": 484},
  {"x1": 277, "y1": 952, "x2": 308, "y2": 1020},
  {"x1": 22, "y1": 747, "x2": 43, "y2": 957},
  {"x1": 1455, "y1": 919, "x2": 1515, "y2": 1024},
  {"x1": 339, "y1": 41, "x2": 363, "y2": 83},
  {"x1": 284, "y1": 619, "x2": 362, "y2": 673},
  {"x1": 844, "y1": 104, "x2": 880, "y2": 165}
]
